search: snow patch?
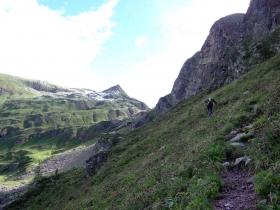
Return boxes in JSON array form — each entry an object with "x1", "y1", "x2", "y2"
[{"x1": 38, "y1": 88, "x2": 123, "y2": 101}]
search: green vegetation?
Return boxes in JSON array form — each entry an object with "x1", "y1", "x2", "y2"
[{"x1": 6, "y1": 52, "x2": 280, "y2": 209}]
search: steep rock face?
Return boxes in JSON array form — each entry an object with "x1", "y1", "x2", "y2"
[
  {"x1": 155, "y1": 0, "x2": 280, "y2": 116},
  {"x1": 243, "y1": 0, "x2": 280, "y2": 40}
]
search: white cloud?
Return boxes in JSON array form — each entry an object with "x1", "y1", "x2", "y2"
[
  {"x1": 135, "y1": 35, "x2": 148, "y2": 48},
  {"x1": 0, "y1": 0, "x2": 118, "y2": 89}
]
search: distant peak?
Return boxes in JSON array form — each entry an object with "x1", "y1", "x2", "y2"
[
  {"x1": 102, "y1": 85, "x2": 130, "y2": 98},
  {"x1": 103, "y1": 85, "x2": 122, "y2": 92}
]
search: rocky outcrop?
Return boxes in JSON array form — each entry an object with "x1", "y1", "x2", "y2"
[
  {"x1": 84, "y1": 132, "x2": 121, "y2": 178},
  {"x1": 155, "y1": 0, "x2": 280, "y2": 116},
  {"x1": 84, "y1": 151, "x2": 109, "y2": 177},
  {"x1": 0, "y1": 126, "x2": 20, "y2": 138}
]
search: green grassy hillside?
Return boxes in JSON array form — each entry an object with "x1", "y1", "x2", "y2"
[
  {"x1": 7, "y1": 53, "x2": 280, "y2": 209},
  {"x1": 0, "y1": 73, "x2": 70, "y2": 103}
]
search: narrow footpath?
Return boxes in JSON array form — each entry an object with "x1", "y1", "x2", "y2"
[{"x1": 214, "y1": 169, "x2": 260, "y2": 210}]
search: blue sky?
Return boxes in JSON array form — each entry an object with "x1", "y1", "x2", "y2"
[{"x1": 0, "y1": 0, "x2": 250, "y2": 107}]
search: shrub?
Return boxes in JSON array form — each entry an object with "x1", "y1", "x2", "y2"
[
  {"x1": 254, "y1": 169, "x2": 280, "y2": 208},
  {"x1": 204, "y1": 141, "x2": 234, "y2": 162}
]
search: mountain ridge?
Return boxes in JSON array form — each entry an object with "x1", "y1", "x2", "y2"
[{"x1": 0, "y1": 72, "x2": 138, "y2": 103}]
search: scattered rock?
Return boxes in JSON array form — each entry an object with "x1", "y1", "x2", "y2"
[
  {"x1": 230, "y1": 130, "x2": 238, "y2": 135},
  {"x1": 235, "y1": 156, "x2": 251, "y2": 166},
  {"x1": 244, "y1": 124, "x2": 253, "y2": 130},
  {"x1": 222, "y1": 162, "x2": 230, "y2": 167},
  {"x1": 148, "y1": 153, "x2": 154, "y2": 158},
  {"x1": 225, "y1": 203, "x2": 234, "y2": 209},
  {"x1": 252, "y1": 104, "x2": 260, "y2": 115},
  {"x1": 231, "y1": 142, "x2": 246, "y2": 147},
  {"x1": 247, "y1": 176, "x2": 254, "y2": 184},
  {"x1": 229, "y1": 133, "x2": 247, "y2": 142},
  {"x1": 159, "y1": 146, "x2": 165, "y2": 151},
  {"x1": 162, "y1": 197, "x2": 173, "y2": 208}
]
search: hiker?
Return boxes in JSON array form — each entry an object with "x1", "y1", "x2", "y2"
[{"x1": 205, "y1": 97, "x2": 217, "y2": 117}]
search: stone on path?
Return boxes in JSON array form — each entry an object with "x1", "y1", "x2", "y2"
[
  {"x1": 235, "y1": 156, "x2": 251, "y2": 166},
  {"x1": 231, "y1": 142, "x2": 246, "y2": 147},
  {"x1": 229, "y1": 133, "x2": 247, "y2": 142},
  {"x1": 213, "y1": 170, "x2": 260, "y2": 210}
]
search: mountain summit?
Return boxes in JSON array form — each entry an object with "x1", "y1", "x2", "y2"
[{"x1": 101, "y1": 84, "x2": 131, "y2": 99}]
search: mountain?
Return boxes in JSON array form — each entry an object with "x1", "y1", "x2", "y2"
[
  {"x1": 0, "y1": 73, "x2": 150, "y2": 199},
  {"x1": 154, "y1": 0, "x2": 280, "y2": 116}
]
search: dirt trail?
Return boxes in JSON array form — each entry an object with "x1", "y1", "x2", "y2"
[{"x1": 214, "y1": 169, "x2": 260, "y2": 210}]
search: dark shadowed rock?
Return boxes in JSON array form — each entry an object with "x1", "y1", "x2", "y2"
[
  {"x1": 8, "y1": 163, "x2": 18, "y2": 171},
  {"x1": 84, "y1": 132, "x2": 121, "y2": 178},
  {"x1": 84, "y1": 152, "x2": 109, "y2": 176}
]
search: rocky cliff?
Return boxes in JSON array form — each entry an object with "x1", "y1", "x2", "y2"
[{"x1": 155, "y1": 0, "x2": 280, "y2": 115}]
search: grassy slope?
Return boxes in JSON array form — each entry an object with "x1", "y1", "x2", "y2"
[
  {"x1": 7, "y1": 53, "x2": 280, "y2": 209},
  {"x1": 0, "y1": 73, "x2": 40, "y2": 104}
]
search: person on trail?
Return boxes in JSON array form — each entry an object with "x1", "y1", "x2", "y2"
[{"x1": 205, "y1": 97, "x2": 217, "y2": 117}]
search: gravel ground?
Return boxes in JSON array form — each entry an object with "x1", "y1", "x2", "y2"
[
  {"x1": 213, "y1": 169, "x2": 260, "y2": 210},
  {"x1": 40, "y1": 144, "x2": 95, "y2": 175}
]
